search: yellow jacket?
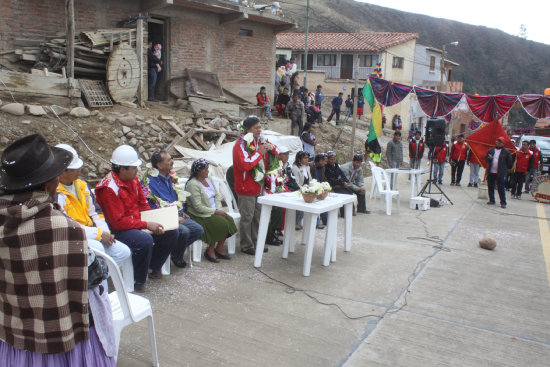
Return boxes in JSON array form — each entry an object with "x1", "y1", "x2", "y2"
[{"x1": 57, "y1": 179, "x2": 109, "y2": 241}]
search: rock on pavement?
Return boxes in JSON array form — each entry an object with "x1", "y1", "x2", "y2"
[{"x1": 1, "y1": 103, "x2": 25, "y2": 116}]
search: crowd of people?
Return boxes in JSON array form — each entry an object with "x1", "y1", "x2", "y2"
[{"x1": 385, "y1": 128, "x2": 544, "y2": 209}]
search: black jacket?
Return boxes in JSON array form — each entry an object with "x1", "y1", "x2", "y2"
[
  {"x1": 485, "y1": 147, "x2": 512, "y2": 177},
  {"x1": 325, "y1": 163, "x2": 349, "y2": 188}
]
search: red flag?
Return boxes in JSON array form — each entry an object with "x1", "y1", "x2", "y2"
[{"x1": 465, "y1": 121, "x2": 516, "y2": 169}]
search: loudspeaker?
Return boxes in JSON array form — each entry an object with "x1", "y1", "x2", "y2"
[{"x1": 426, "y1": 118, "x2": 446, "y2": 147}]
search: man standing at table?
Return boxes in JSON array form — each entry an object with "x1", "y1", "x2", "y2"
[
  {"x1": 485, "y1": 137, "x2": 513, "y2": 208},
  {"x1": 233, "y1": 116, "x2": 280, "y2": 255},
  {"x1": 386, "y1": 131, "x2": 403, "y2": 189},
  {"x1": 340, "y1": 154, "x2": 370, "y2": 214}
]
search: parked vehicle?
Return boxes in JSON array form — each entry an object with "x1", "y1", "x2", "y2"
[{"x1": 518, "y1": 135, "x2": 550, "y2": 175}]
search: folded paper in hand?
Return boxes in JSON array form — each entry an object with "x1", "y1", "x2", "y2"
[{"x1": 140, "y1": 206, "x2": 179, "y2": 231}]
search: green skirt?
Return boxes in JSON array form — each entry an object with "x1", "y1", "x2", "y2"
[{"x1": 189, "y1": 212, "x2": 238, "y2": 244}]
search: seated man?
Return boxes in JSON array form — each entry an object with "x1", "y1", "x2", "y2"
[
  {"x1": 95, "y1": 145, "x2": 178, "y2": 292},
  {"x1": 309, "y1": 153, "x2": 329, "y2": 228},
  {"x1": 147, "y1": 150, "x2": 204, "y2": 268},
  {"x1": 340, "y1": 154, "x2": 370, "y2": 214},
  {"x1": 56, "y1": 144, "x2": 131, "y2": 266},
  {"x1": 325, "y1": 151, "x2": 353, "y2": 216},
  {"x1": 279, "y1": 146, "x2": 299, "y2": 192}
]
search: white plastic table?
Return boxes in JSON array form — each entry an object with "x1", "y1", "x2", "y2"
[
  {"x1": 254, "y1": 192, "x2": 355, "y2": 276},
  {"x1": 385, "y1": 168, "x2": 429, "y2": 199}
]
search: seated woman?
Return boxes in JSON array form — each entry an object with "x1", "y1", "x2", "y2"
[
  {"x1": 291, "y1": 150, "x2": 311, "y2": 230},
  {"x1": 185, "y1": 158, "x2": 237, "y2": 263}
]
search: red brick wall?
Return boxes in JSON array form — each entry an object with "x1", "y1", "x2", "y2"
[
  {"x1": 0, "y1": 0, "x2": 138, "y2": 50},
  {"x1": 155, "y1": 7, "x2": 276, "y2": 102},
  {"x1": 1, "y1": 0, "x2": 277, "y2": 102}
]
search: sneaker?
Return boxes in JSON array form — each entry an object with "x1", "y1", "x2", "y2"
[
  {"x1": 501, "y1": 203, "x2": 507, "y2": 208},
  {"x1": 511, "y1": 195, "x2": 516, "y2": 199},
  {"x1": 172, "y1": 257, "x2": 187, "y2": 268},
  {"x1": 455, "y1": 183, "x2": 461, "y2": 186},
  {"x1": 295, "y1": 224, "x2": 303, "y2": 230},
  {"x1": 134, "y1": 282, "x2": 145, "y2": 293},
  {"x1": 316, "y1": 224, "x2": 325, "y2": 229},
  {"x1": 517, "y1": 195, "x2": 521, "y2": 200},
  {"x1": 467, "y1": 183, "x2": 473, "y2": 187},
  {"x1": 438, "y1": 181, "x2": 443, "y2": 185},
  {"x1": 474, "y1": 183, "x2": 478, "y2": 188},
  {"x1": 450, "y1": 182, "x2": 455, "y2": 186},
  {"x1": 487, "y1": 201, "x2": 495, "y2": 205}
]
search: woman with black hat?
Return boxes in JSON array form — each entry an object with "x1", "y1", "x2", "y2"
[{"x1": 0, "y1": 134, "x2": 115, "y2": 365}]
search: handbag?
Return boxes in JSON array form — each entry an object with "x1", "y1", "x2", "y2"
[{"x1": 87, "y1": 248, "x2": 109, "y2": 289}]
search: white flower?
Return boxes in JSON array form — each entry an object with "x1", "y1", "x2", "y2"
[
  {"x1": 254, "y1": 170, "x2": 265, "y2": 183},
  {"x1": 243, "y1": 133, "x2": 254, "y2": 145},
  {"x1": 177, "y1": 190, "x2": 191, "y2": 202},
  {"x1": 321, "y1": 182, "x2": 332, "y2": 191},
  {"x1": 148, "y1": 168, "x2": 159, "y2": 177},
  {"x1": 276, "y1": 176, "x2": 284, "y2": 183}
]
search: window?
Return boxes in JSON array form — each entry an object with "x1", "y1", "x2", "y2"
[
  {"x1": 392, "y1": 56, "x2": 404, "y2": 69},
  {"x1": 316, "y1": 54, "x2": 336, "y2": 66},
  {"x1": 429, "y1": 56, "x2": 436, "y2": 72},
  {"x1": 239, "y1": 29, "x2": 253, "y2": 37},
  {"x1": 359, "y1": 55, "x2": 375, "y2": 67}
]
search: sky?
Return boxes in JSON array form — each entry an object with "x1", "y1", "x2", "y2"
[{"x1": 356, "y1": 0, "x2": 549, "y2": 45}]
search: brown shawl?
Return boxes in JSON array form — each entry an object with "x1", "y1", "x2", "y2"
[{"x1": 0, "y1": 190, "x2": 89, "y2": 354}]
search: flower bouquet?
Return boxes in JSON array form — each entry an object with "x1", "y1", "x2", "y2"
[
  {"x1": 300, "y1": 179, "x2": 323, "y2": 203},
  {"x1": 317, "y1": 181, "x2": 332, "y2": 200},
  {"x1": 140, "y1": 164, "x2": 191, "y2": 209},
  {"x1": 240, "y1": 132, "x2": 280, "y2": 190}
]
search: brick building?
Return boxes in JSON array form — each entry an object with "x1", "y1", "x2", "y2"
[{"x1": 0, "y1": 0, "x2": 295, "y2": 102}]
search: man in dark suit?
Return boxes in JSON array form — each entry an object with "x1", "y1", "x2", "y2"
[{"x1": 485, "y1": 137, "x2": 513, "y2": 208}]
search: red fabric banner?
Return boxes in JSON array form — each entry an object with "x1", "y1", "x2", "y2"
[
  {"x1": 465, "y1": 121, "x2": 516, "y2": 169},
  {"x1": 465, "y1": 95, "x2": 517, "y2": 122}
]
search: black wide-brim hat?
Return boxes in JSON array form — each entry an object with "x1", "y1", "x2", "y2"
[{"x1": 0, "y1": 134, "x2": 73, "y2": 192}]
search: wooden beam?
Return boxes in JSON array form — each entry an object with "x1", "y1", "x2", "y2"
[
  {"x1": 0, "y1": 69, "x2": 80, "y2": 98},
  {"x1": 215, "y1": 133, "x2": 227, "y2": 148},
  {"x1": 163, "y1": 119, "x2": 187, "y2": 137},
  {"x1": 140, "y1": 0, "x2": 173, "y2": 12},
  {"x1": 166, "y1": 128, "x2": 195, "y2": 152},
  {"x1": 219, "y1": 11, "x2": 248, "y2": 25},
  {"x1": 187, "y1": 137, "x2": 201, "y2": 150},
  {"x1": 194, "y1": 128, "x2": 240, "y2": 136},
  {"x1": 65, "y1": 0, "x2": 75, "y2": 79},
  {"x1": 136, "y1": 17, "x2": 145, "y2": 107}
]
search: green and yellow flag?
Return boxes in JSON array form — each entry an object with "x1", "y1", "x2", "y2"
[{"x1": 363, "y1": 79, "x2": 382, "y2": 141}]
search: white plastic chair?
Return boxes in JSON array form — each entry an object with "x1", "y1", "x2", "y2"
[
  {"x1": 91, "y1": 248, "x2": 159, "y2": 367},
  {"x1": 371, "y1": 167, "x2": 400, "y2": 215},
  {"x1": 368, "y1": 161, "x2": 379, "y2": 199},
  {"x1": 212, "y1": 177, "x2": 240, "y2": 254}
]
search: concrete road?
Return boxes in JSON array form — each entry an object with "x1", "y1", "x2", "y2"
[{"x1": 116, "y1": 164, "x2": 550, "y2": 366}]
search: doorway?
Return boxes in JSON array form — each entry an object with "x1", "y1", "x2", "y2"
[
  {"x1": 340, "y1": 54, "x2": 353, "y2": 79},
  {"x1": 147, "y1": 18, "x2": 168, "y2": 101},
  {"x1": 301, "y1": 54, "x2": 313, "y2": 71}
]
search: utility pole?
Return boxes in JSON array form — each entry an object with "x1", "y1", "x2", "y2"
[
  {"x1": 303, "y1": 0, "x2": 310, "y2": 88},
  {"x1": 350, "y1": 54, "x2": 359, "y2": 158},
  {"x1": 439, "y1": 44, "x2": 446, "y2": 92}
]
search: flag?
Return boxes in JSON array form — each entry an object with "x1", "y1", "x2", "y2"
[
  {"x1": 465, "y1": 120, "x2": 517, "y2": 169},
  {"x1": 363, "y1": 79, "x2": 382, "y2": 142}
]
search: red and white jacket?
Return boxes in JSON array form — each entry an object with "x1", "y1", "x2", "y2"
[
  {"x1": 433, "y1": 143, "x2": 448, "y2": 163},
  {"x1": 530, "y1": 146, "x2": 542, "y2": 169},
  {"x1": 232, "y1": 138, "x2": 279, "y2": 196},
  {"x1": 94, "y1": 171, "x2": 151, "y2": 231},
  {"x1": 514, "y1": 148, "x2": 534, "y2": 173},
  {"x1": 408, "y1": 138, "x2": 425, "y2": 159},
  {"x1": 450, "y1": 141, "x2": 468, "y2": 161}
]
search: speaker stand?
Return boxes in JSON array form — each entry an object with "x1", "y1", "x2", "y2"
[{"x1": 418, "y1": 147, "x2": 453, "y2": 205}]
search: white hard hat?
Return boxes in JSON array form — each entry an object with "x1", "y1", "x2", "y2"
[
  {"x1": 278, "y1": 146, "x2": 290, "y2": 153},
  {"x1": 110, "y1": 145, "x2": 142, "y2": 167},
  {"x1": 55, "y1": 143, "x2": 83, "y2": 169}
]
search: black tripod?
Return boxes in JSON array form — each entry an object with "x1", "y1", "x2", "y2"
[{"x1": 418, "y1": 145, "x2": 453, "y2": 204}]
